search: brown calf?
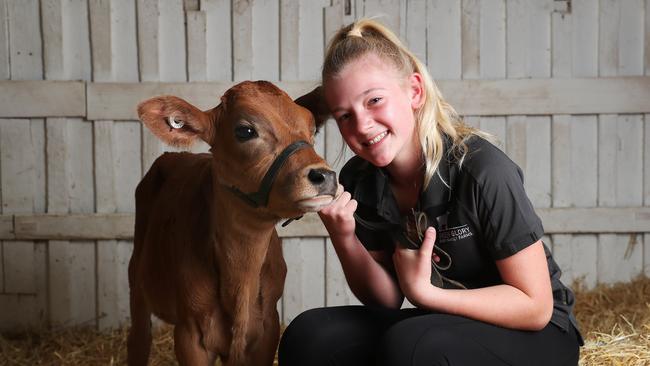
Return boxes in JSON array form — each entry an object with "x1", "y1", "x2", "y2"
[{"x1": 128, "y1": 81, "x2": 336, "y2": 365}]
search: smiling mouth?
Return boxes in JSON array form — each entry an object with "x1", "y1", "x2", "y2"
[{"x1": 363, "y1": 131, "x2": 388, "y2": 146}]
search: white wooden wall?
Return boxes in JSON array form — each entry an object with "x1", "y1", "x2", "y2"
[{"x1": 0, "y1": 0, "x2": 649, "y2": 331}]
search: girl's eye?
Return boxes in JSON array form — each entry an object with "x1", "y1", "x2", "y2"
[
  {"x1": 368, "y1": 97, "x2": 382, "y2": 105},
  {"x1": 234, "y1": 125, "x2": 258, "y2": 141},
  {"x1": 336, "y1": 113, "x2": 351, "y2": 123}
]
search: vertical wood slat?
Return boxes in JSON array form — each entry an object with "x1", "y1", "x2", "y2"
[
  {"x1": 551, "y1": 0, "x2": 599, "y2": 288},
  {"x1": 282, "y1": 238, "x2": 325, "y2": 325},
  {"x1": 428, "y1": 0, "x2": 462, "y2": 80},
  {"x1": 187, "y1": 10, "x2": 206, "y2": 82},
  {"x1": 597, "y1": 0, "x2": 645, "y2": 284},
  {"x1": 0, "y1": 0, "x2": 45, "y2": 331},
  {"x1": 202, "y1": 0, "x2": 231, "y2": 81},
  {"x1": 0, "y1": 0, "x2": 8, "y2": 80},
  {"x1": 232, "y1": 0, "x2": 280, "y2": 81},
  {"x1": 477, "y1": 0, "x2": 506, "y2": 147},
  {"x1": 158, "y1": 0, "x2": 186, "y2": 82},
  {"x1": 92, "y1": 0, "x2": 140, "y2": 330},
  {"x1": 42, "y1": 0, "x2": 96, "y2": 328},
  {"x1": 646, "y1": 0, "x2": 650, "y2": 277},
  {"x1": 505, "y1": 0, "x2": 552, "y2": 210}
]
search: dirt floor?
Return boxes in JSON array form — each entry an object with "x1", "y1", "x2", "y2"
[{"x1": 1, "y1": 276, "x2": 649, "y2": 366}]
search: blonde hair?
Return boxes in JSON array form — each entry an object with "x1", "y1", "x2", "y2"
[{"x1": 323, "y1": 18, "x2": 490, "y2": 188}]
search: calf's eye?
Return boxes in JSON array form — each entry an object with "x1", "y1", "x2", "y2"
[{"x1": 234, "y1": 125, "x2": 258, "y2": 141}]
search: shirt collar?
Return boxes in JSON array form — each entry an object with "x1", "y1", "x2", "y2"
[{"x1": 353, "y1": 135, "x2": 454, "y2": 224}]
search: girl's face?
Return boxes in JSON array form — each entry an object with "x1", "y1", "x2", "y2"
[{"x1": 324, "y1": 53, "x2": 424, "y2": 169}]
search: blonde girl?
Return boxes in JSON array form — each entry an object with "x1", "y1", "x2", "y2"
[{"x1": 279, "y1": 19, "x2": 582, "y2": 366}]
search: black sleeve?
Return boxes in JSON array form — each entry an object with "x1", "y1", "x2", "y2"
[{"x1": 473, "y1": 159, "x2": 544, "y2": 260}]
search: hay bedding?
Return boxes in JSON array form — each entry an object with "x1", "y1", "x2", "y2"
[{"x1": 2, "y1": 277, "x2": 649, "y2": 366}]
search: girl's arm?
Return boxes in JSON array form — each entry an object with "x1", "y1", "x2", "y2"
[
  {"x1": 393, "y1": 228, "x2": 554, "y2": 331},
  {"x1": 318, "y1": 189, "x2": 404, "y2": 308}
]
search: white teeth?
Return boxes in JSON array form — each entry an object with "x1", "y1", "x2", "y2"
[{"x1": 368, "y1": 131, "x2": 388, "y2": 145}]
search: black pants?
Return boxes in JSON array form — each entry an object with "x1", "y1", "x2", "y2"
[{"x1": 278, "y1": 306, "x2": 580, "y2": 366}]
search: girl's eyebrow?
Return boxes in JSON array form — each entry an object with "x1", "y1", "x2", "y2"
[{"x1": 331, "y1": 87, "x2": 386, "y2": 113}]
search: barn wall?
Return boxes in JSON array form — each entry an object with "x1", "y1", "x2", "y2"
[{"x1": 0, "y1": 0, "x2": 648, "y2": 330}]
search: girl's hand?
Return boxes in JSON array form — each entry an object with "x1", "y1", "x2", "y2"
[
  {"x1": 393, "y1": 227, "x2": 437, "y2": 305},
  {"x1": 318, "y1": 184, "x2": 357, "y2": 240}
]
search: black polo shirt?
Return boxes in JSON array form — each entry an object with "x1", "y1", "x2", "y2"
[{"x1": 340, "y1": 135, "x2": 582, "y2": 340}]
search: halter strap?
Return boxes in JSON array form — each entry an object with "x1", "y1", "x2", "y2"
[{"x1": 228, "y1": 140, "x2": 310, "y2": 208}]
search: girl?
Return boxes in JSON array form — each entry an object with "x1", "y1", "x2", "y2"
[{"x1": 279, "y1": 19, "x2": 582, "y2": 366}]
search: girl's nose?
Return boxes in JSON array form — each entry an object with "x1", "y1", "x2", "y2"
[{"x1": 353, "y1": 110, "x2": 372, "y2": 134}]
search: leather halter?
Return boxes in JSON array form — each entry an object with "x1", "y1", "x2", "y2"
[{"x1": 227, "y1": 140, "x2": 310, "y2": 208}]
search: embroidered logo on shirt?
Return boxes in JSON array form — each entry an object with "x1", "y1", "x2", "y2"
[{"x1": 436, "y1": 213, "x2": 474, "y2": 243}]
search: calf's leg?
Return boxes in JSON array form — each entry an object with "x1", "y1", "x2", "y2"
[
  {"x1": 174, "y1": 322, "x2": 215, "y2": 366},
  {"x1": 127, "y1": 289, "x2": 153, "y2": 366}
]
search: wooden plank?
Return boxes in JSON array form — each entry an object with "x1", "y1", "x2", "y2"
[
  {"x1": 202, "y1": 0, "x2": 231, "y2": 81},
  {"x1": 0, "y1": 120, "x2": 36, "y2": 214},
  {"x1": 646, "y1": 112, "x2": 650, "y2": 277},
  {"x1": 405, "y1": 0, "x2": 426, "y2": 63},
  {"x1": 3, "y1": 241, "x2": 34, "y2": 293},
  {"x1": 0, "y1": 81, "x2": 85, "y2": 117},
  {"x1": 478, "y1": 0, "x2": 505, "y2": 149},
  {"x1": 85, "y1": 77, "x2": 650, "y2": 120},
  {"x1": 551, "y1": 4, "x2": 571, "y2": 78},
  {"x1": 361, "y1": 0, "x2": 401, "y2": 37},
  {"x1": 461, "y1": 0, "x2": 480, "y2": 79},
  {"x1": 89, "y1": 0, "x2": 112, "y2": 81},
  {"x1": 0, "y1": 215, "x2": 12, "y2": 239},
  {"x1": 113, "y1": 122, "x2": 141, "y2": 212},
  {"x1": 428, "y1": 0, "x2": 461, "y2": 80},
  {"x1": 479, "y1": 0, "x2": 505, "y2": 79},
  {"x1": 94, "y1": 120, "x2": 116, "y2": 213},
  {"x1": 136, "y1": 0, "x2": 158, "y2": 82},
  {"x1": 618, "y1": 0, "x2": 644, "y2": 76},
  {"x1": 41, "y1": 0, "x2": 64, "y2": 79},
  {"x1": 506, "y1": 0, "x2": 552, "y2": 208},
  {"x1": 281, "y1": 237, "x2": 325, "y2": 325},
  {"x1": 186, "y1": 10, "x2": 206, "y2": 82},
  {"x1": 48, "y1": 240, "x2": 96, "y2": 327},
  {"x1": 97, "y1": 240, "x2": 132, "y2": 329},
  {"x1": 31, "y1": 119, "x2": 46, "y2": 214},
  {"x1": 325, "y1": 238, "x2": 361, "y2": 306},
  {"x1": 4, "y1": 207, "x2": 650, "y2": 241},
  {"x1": 232, "y1": 0, "x2": 253, "y2": 81},
  {"x1": 7, "y1": 0, "x2": 42, "y2": 80},
  {"x1": 12, "y1": 214, "x2": 135, "y2": 240},
  {"x1": 112, "y1": 0, "x2": 138, "y2": 82},
  {"x1": 0, "y1": 243, "x2": 47, "y2": 330},
  {"x1": 571, "y1": 0, "x2": 598, "y2": 77},
  {"x1": 552, "y1": 234, "x2": 597, "y2": 288},
  {"x1": 251, "y1": 0, "x2": 279, "y2": 80},
  {"x1": 597, "y1": 0, "x2": 645, "y2": 284},
  {"x1": 67, "y1": 119, "x2": 94, "y2": 213},
  {"x1": 0, "y1": 0, "x2": 8, "y2": 80},
  {"x1": 158, "y1": 0, "x2": 186, "y2": 82}
]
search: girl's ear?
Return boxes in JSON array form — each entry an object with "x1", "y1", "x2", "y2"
[
  {"x1": 408, "y1": 72, "x2": 425, "y2": 109},
  {"x1": 294, "y1": 86, "x2": 330, "y2": 132},
  {"x1": 137, "y1": 96, "x2": 214, "y2": 147}
]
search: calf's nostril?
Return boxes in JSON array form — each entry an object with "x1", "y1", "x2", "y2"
[{"x1": 308, "y1": 169, "x2": 326, "y2": 185}]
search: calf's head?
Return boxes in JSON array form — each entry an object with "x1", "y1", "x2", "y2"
[{"x1": 137, "y1": 81, "x2": 337, "y2": 218}]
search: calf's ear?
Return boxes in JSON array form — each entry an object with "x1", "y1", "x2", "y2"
[
  {"x1": 137, "y1": 96, "x2": 213, "y2": 147},
  {"x1": 294, "y1": 86, "x2": 330, "y2": 132}
]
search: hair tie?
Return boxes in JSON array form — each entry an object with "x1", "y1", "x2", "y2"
[{"x1": 347, "y1": 27, "x2": 363, "y2": 38}]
